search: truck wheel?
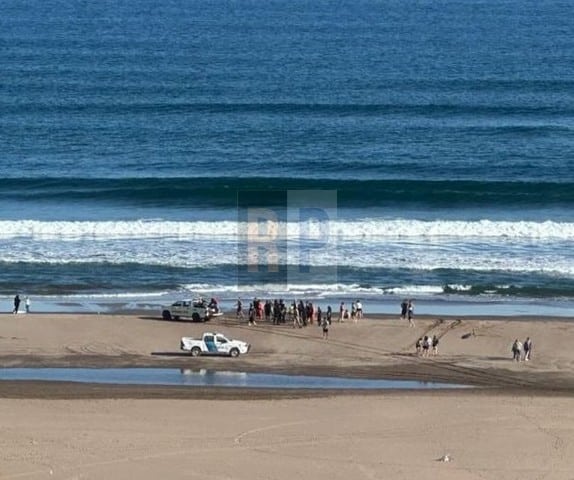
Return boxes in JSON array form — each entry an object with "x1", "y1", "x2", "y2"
[
  {"x1": 229, "y1": 348, "x2": 240, "y2": 358},
  {"x1": 190, "y1": 347, "x2": 202, "y2": 357},
  {"x1": 192, "y1": 312, "x2": 201, "y2": 322},
  {"x1": 162, "y1": 310, "x2": 172, "y2": 321}
]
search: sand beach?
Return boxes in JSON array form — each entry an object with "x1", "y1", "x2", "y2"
[{"x1": 1, "y1": 312, "x2": 573, "y2": 479}]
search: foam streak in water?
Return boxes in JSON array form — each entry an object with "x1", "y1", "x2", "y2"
[{"x1": 1, "y1": 219, "x2": 574, "y2": 240}]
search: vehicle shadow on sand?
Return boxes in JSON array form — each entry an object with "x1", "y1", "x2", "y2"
[
  {"x1": 150, "y1": 351, "x2": 191, "y2": 357},
  {"x1": 138, "y1": 316, "x2": 207, "y2": 323}
]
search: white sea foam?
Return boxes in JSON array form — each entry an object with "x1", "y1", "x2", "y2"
[
  {"x1": 181, "y1": 282, "x2": 378, "y2": 295},
  {"x1": 1, "y1": 236, "x2": 574, "y2": 276},
  {"x1": 178, "y1": 282, "x2": 507, "y2": 299},
  {"x1": 1, "y1": 219, "x2": 574, "y2": 240},
  {"x1": 381, "y1": 285, "x2": 446, "y2": 295},
  {"x1": 60, "y1": 291, "x2": 173, "y2": 299},
  {"x1": 444, "y1": 284, "x2": 473, "y2": 292},
  {"x1": 180, "y1": 282, "x2": 391, "y2": 299}
]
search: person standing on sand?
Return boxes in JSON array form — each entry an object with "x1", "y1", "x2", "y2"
[
  {"x1": 13, "y1": 294, "x2": 21, "y2": 314},
  {"x1": 25, "y1": 296, "x2": 30, "y2": 313},
  {"x1": 339, "y1": 301, "x2": 345, "y2": 322},
  {"x1": 432, "y1": 335, "x2": 439, "y2": 355},
  {"x1": 415, "y1": 337, "x2": 422, "y2": 355},
  {"x1": 422, "y1": 336, "x2": 431, "y2": 357},
  {"x1": 356, "y1": 299, "x2": 363, "y2": 319},
  {"x1": 236, "y1": 298, "x2": 244, "y2": 319},
  {"x1": 407, "y1": 300, "x2": 415, "y2": 327},
  {"x1": 321, "y1": 315, "x2": 329, "y2": 339},
  {"x1": 248, "y1": 303, "x2": 257, "y2": 326},
  {"x1": 400, "y1": 299, "x2": 408, "y2": 320},
  {"x1": 523, "y1": 337, "x2": 532, "y2": 361},
  {"x1": 293, "y1": 303, "x2": 302, "y2": 328},
  {"x1": 511, "y1": 338, "x2": 522, "y2": 362}
]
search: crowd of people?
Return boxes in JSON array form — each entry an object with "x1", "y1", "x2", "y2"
[
  {"x1": 415, "y1": 335, "x2": 439, "y2": 356},
  {"x1": 234, "y1": 298, "x2": 365, "y2": 334}
]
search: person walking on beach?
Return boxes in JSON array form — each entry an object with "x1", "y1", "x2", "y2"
[
  {"x1": 25, "y1": 296, "x2": 30, "y2": 313},
  {"x1": 236, "y1": 298, "x2": 244, "y2": 319},
  {"x1": 400, "y1": 299, "x2": 408, "y2": 320},
  {"x1": 356, "y1": 299, "x2": 363, "y2": 319},
  {"x1": 291, "y1": 301, "x2": 302, "y2": 328},
  {"x1": 13, "y1": 294, "x2": 21, "y2": 314},
  {"x1": 422, "y1": 336, "x2": 431, "y2": 357},
  {"x1": 248, "y1": 303, "x2": 257, "y2": 326},
  {"x1": 512, "y1": 338, "x2": 522, "y2": 362},
  {"x1": 432, "y1": 335, "x2": 439, "y2": 355},
  {"x1": 523, "y1": 337, "x2": 532, "y2": 361},
  {"x1": 407, "y1": 300, "x2": 415, "y2": 327},
  {"x1": 415, "y1": 337, "x2": 422, "y2": 355},
  {"x1": 339, "y1": 302, "x2": 345, "y2": 322},
  {"x1": 321, "y1": 315, "x2": 329, "y2": 339}
]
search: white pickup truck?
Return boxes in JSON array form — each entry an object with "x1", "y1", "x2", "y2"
[
  {"x1": 161, "y1": 299, "x2": 223, "y2": 322},
  {"x1": 180, "y1": 332, "x2": 251, "y2": 357}
]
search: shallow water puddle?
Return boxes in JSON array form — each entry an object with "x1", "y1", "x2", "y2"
[{"x1": 0, "y1": 368, "x2": 468, "y2": 389}]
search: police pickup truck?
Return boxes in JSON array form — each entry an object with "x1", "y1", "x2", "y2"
[{"x1": 180, "y1": 332, "x2": 250, "y2": 357}]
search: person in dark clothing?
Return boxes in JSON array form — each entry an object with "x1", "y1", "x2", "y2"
[
  {"x1": 13, "y1": 295, "x2": 21, "y2": 314},
  {"x1": 400, "y1": 299, "x2": 408, "y2": 320},
  {"x1": 248, "y1": 303, "x2": 257, "y2": 326},
  {"x1": 432, "y1": 335, "x2": 439, "y2": 355}
]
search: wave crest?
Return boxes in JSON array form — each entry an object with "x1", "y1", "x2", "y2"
[{"x1": 1, "y1": 219, "x2": 573, "y2": 240}]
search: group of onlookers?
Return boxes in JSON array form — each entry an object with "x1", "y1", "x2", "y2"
[
  {"x1": 415, "y1": 335, "x2": 439, "y2": 356},
  {"x1": 338, "y1": 300, "x2": 363, "y2": 322},
  {"x1": 236, "y1": 298, "x2": 366, "y2": 332},
  {"x1": 511, "y1": 337, "x2": 533, "y2": 361},
  {"x1": 237, "y1": 298, "x2": 339, "y2": 328}
]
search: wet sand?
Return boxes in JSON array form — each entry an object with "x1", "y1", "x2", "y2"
[{"x1": 1, "y1": 312, "x2": 573, "y2": 479}]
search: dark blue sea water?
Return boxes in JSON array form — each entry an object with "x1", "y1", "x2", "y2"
[{"x1": 1, "y1": 0, "x2": 573, "y2": 312}]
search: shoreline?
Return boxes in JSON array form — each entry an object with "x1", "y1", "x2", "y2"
[{"x1": 4, "y1": 293, "x2": 574, "y2": 318}]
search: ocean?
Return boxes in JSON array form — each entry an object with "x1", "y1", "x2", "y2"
[{"x1": 1, "y1": 0, "x2": 573, "y2": 315}]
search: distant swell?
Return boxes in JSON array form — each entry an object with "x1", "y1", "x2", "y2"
[
  {"x1": 3, "y1": 178, "x2": 574, "y2": 209},
  {"x1": 3, "y1": 101, "x2": 574, "y2": 117}
]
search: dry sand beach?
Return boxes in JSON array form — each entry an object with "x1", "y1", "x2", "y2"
[{"x1": 1, "y1": 312, "x2": 574, "y2": 479}]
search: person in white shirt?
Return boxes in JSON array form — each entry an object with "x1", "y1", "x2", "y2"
[
  {"x1": 407, "y1": 300, "x2": 415, "y2": 327},
  {"x1": 512, "y1": 339, "x2": 522, "y2": 361},
  {"x1": 356, "y1": 300, "x2": 363, "y2": 319}
]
